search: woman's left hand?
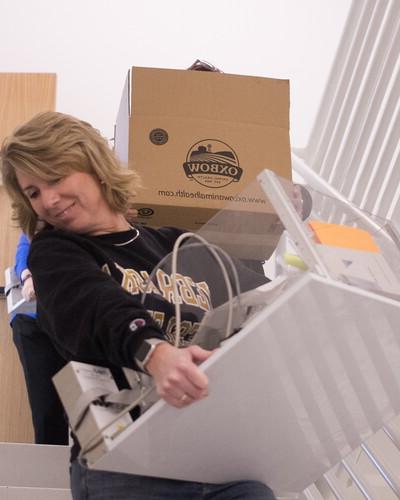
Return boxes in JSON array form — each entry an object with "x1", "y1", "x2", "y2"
[
  {"x1": 146, "y1": 342, "x2": 213, "y2": 408},
  {"x1": 21, "y1": 276, "x2": 36, "y2": 302}
]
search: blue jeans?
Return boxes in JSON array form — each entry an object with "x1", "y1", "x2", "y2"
[
  {"x1": 11, "y1": 314, "x2": 68, "y2": 445},
  {"x1": 70, "y1": 461, "x2": 276, "y2": 500}
]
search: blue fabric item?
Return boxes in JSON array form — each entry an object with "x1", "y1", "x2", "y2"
[
  {"x1": 70, "y1": 461, "x2": 276, "y2": 500},
  {"x1": 15, "y1": 233, "x2": 31, "y2": 279}
]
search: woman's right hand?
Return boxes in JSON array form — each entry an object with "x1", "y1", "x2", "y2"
[{"x1": 146, "y1": 342, "x2": 213, "y2": 408}]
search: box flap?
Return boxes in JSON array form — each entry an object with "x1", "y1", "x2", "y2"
[
  {"x1": 129, "y1": 67, "x2": 289, "y2": 129},
  {"x1": 114, "y1": 71, "x2": 131, "y2": 166}
]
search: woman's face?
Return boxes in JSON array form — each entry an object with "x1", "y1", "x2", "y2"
[{"x1": 16, "y1": 170, "x2": 117, "y2": 235}]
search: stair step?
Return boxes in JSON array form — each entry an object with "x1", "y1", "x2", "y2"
[
  {"x1": 0, "y1": 443, "x2": 69, "y2": 488},
  {"x1": 0, "y1": 486, "x2": 72, "y2": 500}
]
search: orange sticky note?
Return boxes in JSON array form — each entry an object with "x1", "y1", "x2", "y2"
[{"x1": 308, "y1": 220, "x2": 380, "y2": 253}]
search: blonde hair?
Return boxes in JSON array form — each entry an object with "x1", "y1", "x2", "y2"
[{"x1": 1, "y1": 111, "x2": 140, "y2": 238}]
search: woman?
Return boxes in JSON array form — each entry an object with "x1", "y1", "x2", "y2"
[
  {"x1": 11, "y1": 232, "x2": 68, "y2": 445},
  {"x1": 1, "y1": 111, "x2": 275, "y2": 500}
]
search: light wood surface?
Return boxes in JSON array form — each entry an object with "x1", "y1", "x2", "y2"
[
  {"x1": 0, "y1": 73, "x2": 56, "y2": 443},
  {"x1": 0, "y1": 73, "x2": 56, "y2": 148}
]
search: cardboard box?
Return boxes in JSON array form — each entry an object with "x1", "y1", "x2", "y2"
[{"x1": 114, "y1": 66, "x2": 292, "y2": 259}]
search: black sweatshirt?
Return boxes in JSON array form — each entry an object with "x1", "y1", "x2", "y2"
[{"x1": 29, "y1": 225, "x2": 267, "y2": 371}]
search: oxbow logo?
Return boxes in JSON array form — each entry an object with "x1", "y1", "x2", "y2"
[
  {"x1": 137, "y1": 208, "x2": 154, "y2": 217},
  {"x1": 183, "y1": 140, "x2": 242, "y2": 188}
]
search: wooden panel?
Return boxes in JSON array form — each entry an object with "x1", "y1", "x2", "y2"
[
  {"x1": 0, "y1": 73, "x2": 56, "y2": 145},
  {"x1": 0, "y1": 73, "x2": 56, "y2": 443}
]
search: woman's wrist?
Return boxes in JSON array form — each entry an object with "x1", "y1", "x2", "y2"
[
  {"x1": 145, "y1": 342, "x2": 173, "y2": 375},
  {"x1": 21, "y1": 271, "x2": 32, "y2": 284},
  {"x1": 134, "y1": 338, "x2": 168, "y2": 374}
]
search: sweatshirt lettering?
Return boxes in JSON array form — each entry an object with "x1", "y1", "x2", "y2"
[{"x1": 103, "y1": 262, "x2": 211, "y2": 311}]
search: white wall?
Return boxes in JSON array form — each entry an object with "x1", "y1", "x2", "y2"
[{"x1": 0, "y1": 0, "x2": 351, "y2": 148}]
